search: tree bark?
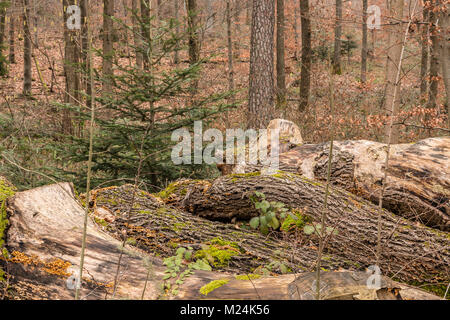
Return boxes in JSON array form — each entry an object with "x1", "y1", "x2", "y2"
[
  {"x1": 0, "y1": 2, "x2": 6, "y2": 76},
  {"x1": 140, "y1": 0, "x2": 151, "y2": 69},
  {"x1": 102, "y1": 0, "x2": 115, "y2": 92},
  {"x1": 2, "y1": 182, "x2": 440, "y2": 300},
  {"x1": 62, "y1": 0, "x2": 81, "y2": 135},
  {"x1": 333, "y1": 0, "x2": 342, "y2": 74},
  {"x1": 224, "y1": 136, "x2": 450, "y2": 231},
  {"x1": 8, "y1": 0, "x2": 15, "y2": 64},
  {"x1": 177, "y1": 174, "x2": 450, "y2": 285},
  {"x1": 428, "y1": 0, "x2": 440, "y2": 110},
  {"x1": 276, "y1": 0, "x2": 286, "y2": 110},
  {"x1": 226, "y1": 0, "x2": 234, "y2": 111},
  {"x1": 173, "y1": 0, "x2": 179, "y2": 64},
  {"x1": 420, "y1": 5, "x2": 429, "y2": 100},
  {"x1": 186, "y1": 0, "x2": 200, "y2": 66},
  {"x1": 361, "y1": 0, "x2": 368, "y2": 83},
  {"x1": 22, "y1": 0, "x2": 32, "y2": 95},
  {"x1": 441, "y1": 5, "x2": 450, "y2": 127},
  {"x1": 247, "y1": 0, "x2": 275, "y2": 129},
  {"x1": 383, "y1": 0, "x2": 404, "y2": 144},
  {"x1": 298, "y1": 0, "x2": 311, "y2": 113}
]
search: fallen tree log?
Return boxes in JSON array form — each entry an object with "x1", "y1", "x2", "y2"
[
  {"x1": 175, "y1": 172, "x2": 450, "y2": 286},
  {"x1": 1, "y1": 182, "x2": 442, "y2": 300},
  {"x1": 231, "y1": 137, "x2": 450, "y2": 231}
]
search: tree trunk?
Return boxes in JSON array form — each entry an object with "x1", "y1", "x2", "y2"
[
  {"x1": 361, "y1": 0, "x2": 368, "y2": 83},
  {"x1": 22, "y1": 0, "x2": 32, "y2": 95},
  {"x1": 3, "y1": 182, "x2": 441, "y2": 300},
  {"x1": 293, "y1": 1, "x2": 299, "y2": 61},
  {"x1": 0, "y1": 3, "x2": 6, "y2": 76},
  {"x1": 383, "y1": 0, "x2": 404, "y2": 144},
  {"x1": 298, "y1": 0, "x2": 311, "y2": 113},
  {"x1": 8, "y1": 0, "x2": 15, "y2": 64},
  {"x1": 225, "y1": 135, "x2": 450, "y2": 231},
  {"x1": 226, "y1": 0, "x2": 234, "y2": 110},
  {"x1": 428, "y1": 0, "x2": 440, "y2": 110},
  {"x1": 173, "y1": 0, "x2": 179, "y2": 64},
  {"x1": 276, "y1": 0, "x2": 286, "y2": 110},
  {"x1": 102, "y1": 0, "x2": 115, "y2": 92},
  {"x1": 62, "y1": 0, "x2": 81, "y2": 135},
  {"x1": 80, "y1": 0, "x2": 91, "y2": 111},
  {"x1": 140, "y1": 0, "x2": 151, "y2": 69},
  {"x1": 247, "y1": 0, "x2": 275, "y2": 129},
  {"x1": 177, "y1": 174, "x2": 450, "y2": 285},
  {"x1": 186, "y1": 0, "x2": 200, "y2": 66},
  {"x1": 333, "y1": 0, "x2": 342, "y2": 74},
  {"x1": 440, "y1": 5, "x2": 450, "y2": 126},
  {"x1": 420, "y1": 5, "x2": 429, "y2": 100}
]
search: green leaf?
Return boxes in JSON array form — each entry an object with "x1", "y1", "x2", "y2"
[
  {"x1": 269, "y1": 217, "x2": 280, "y2": 229},
  {"x1": 184, "y1": 250, "x2": 192, "y2": 260},
  {"x1": 260, "y1": 200, "x2": 270, "y2": 212},
  {"x1": 249, "y1": 217, "x2": 260, "y2": 229},
  {"x1": 260, "y1": 224, "x2": 269, "y2": 235},
  {"x1": 176, "y1": 247, "x2": 186, "y2": 256}
]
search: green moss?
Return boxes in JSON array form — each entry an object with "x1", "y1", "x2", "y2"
[
  {"x1": 395, "y1": 278, "x2": 449, "y2": 299},
  {"x1": 199, "y1": 279, "x2": 229, "y2": 296},
  {"x1": 156, "y1": 181, "x2": 188, "y2": 199},
  {"x1": 280, "y1": 209, "x2": 309, "y2": 232},
  {"x1": 230, "y1": 172, "x2": 261, "y2": 182},
  {"x1": 126, "y1": 237, "x2": 137, "y2": 246},
  {"x1": 0, "y1": 177, "x2": 16, "y2": 282},
  {"x1": 235, "y1": 274, "x2": 261, "y2": 281},
  {"x1": 194, "y1": 238, "x2": 241, "y2": 268},
  {"x1": 94, "y1": 217, "x2": 109, "y2": 227}
]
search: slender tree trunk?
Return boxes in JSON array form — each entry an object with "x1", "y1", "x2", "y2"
[
  {"x1": 33, "y1": 1, "x2": 38, "y2": 47},
  {"x1": 299, "y1": 0, "x2": 311, "y2": 113},
  {"x1": 246, "y1": 0, "x2": 250, "y2": 25},
  {"x1": 420, "y1": 5, "x2": 429, "y2": 100},
  {"x1": 0, "y1": 4, "x2": 6, "y2": 76},
  {"x1": 276, "y1": 0, "x2": 286, "y2": 110},
  {"x1": 383, "y1": 0, "x2": 404, "y2": 143},
  {"x1": 102, "y1": 0, "x2": 115, "y2": 92},
  {"x1": 440, "y1": 5, "x2": 450, "y2": 126},
  {"x1": 361, "y1": 0, "x2": 368, "y2": 83},
  {"x1": 23, "y1": 0, "x2": 32, "y2": 95},
  {"x1": 186, "y1": 0, "x2": 200, "y2": 66},
  {"x1": 9, "y1": 0, "x2": 15, "y2": 64},
  {"x1": 62, "y1": 0, "x2": 81, "y2": 135},
  {"x1": 233, "y1": 0, "x2": 241, "y2": 59},
  {"x1": 428, "y1": 0, "x2": 440, "y2": 110},
  {"x1": 80, "y1": 0, "x2": 91, "y2": 110},
  {"x1": 226, "y1": 0, "x2": 234, "y2": 104},
  {"x1": 247, "y1": 0, "x2": 275, "y2": 129},
  {"x1": 173, "y1": 0, "x2": 179, "y2": 64},
  {"x1": 140, "y1": 0, "x2": 150, "y2": 68},
  {"x1": 332, "y1": 0, "x2": 342, "y2": 74},
  {"x1": 132, "y1": 0, "x2": 143, "y2": 68},
  {"x1": 293, "y1": 1, "x2": 299, "y2": 61}
]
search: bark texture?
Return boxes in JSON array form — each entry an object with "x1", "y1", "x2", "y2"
[
  {"x1": 2, "y1": 182, "x2": 443, "y2": 300},
  {"x1": 179, "y1": 174, "x2": 450, "y2": 284},
  {"x1": 248, "y1": 0, "x2": 275, "y2": 129},
  {"x1": 298, "y1": 0, "x2": 311, "y2": 112},
  {"x1": 383, "y1": 0, "x2": 404, "y2": 143},
  {"x1": 227, "y1": 137, "x2": 450, "y2": 231}
]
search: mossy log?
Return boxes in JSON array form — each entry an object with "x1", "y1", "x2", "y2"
[
  {"x1": 91, "y1": 185, "x2": 350, "y2": 274},
  {"x1": 173, "y1": 172, "x2": 450, "y2": 285},
  {"x1": 2, "y1": 182, "x2": 444, "y2": 299},
  {"x1": 231, "y1": 137, "x2": 450, "y2": 231}
]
